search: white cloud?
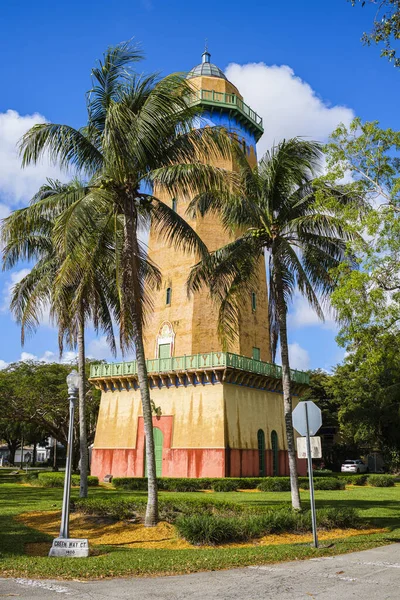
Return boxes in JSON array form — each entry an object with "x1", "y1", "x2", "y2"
[
  {"x1": 0, "y1": 359, "x2": 8, "y2": 370},
  {"x1": 88, "y1": 336, "x2": 115, "y2": 360},
  {"x1": 287, "y1": 342, "x2": 310, "y2": 371},
  {"x1": 20, "y1": 349, "x2": 77, "y2": 364},
  {"x1": 225, "y1": 63, "x2": 355, "y2": 156},
  {"x1": 288, "y1": 293, "x2": 337, "y2": 331},
  {"x1": 0, "y1": 204, "x2": 10, "y2": 220},
  {"x1": 0, "y1": 109, "x2": 66, "y2": 206}
]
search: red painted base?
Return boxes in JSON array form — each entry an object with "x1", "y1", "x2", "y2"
[{"x1": 91, "y1": 445, "x2": 307, "y2": 480}]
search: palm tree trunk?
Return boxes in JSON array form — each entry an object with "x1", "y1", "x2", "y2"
[
  {"x1": 122, "y1": 195, "x2": 158, "y2": 527},
  {"x1": 275, "y1": 269, "x2": 301, "y2": 510},
  {"x1": 78, "y1": 307, "x2": 88, "y2": 498}
]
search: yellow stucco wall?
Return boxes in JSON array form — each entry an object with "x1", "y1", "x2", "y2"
[
  {"x1": 224, "y1": 384, "x2": 302, "y2": 450},
  {"x1": 93, "y1": 383, "x2": 225, "y2": 449}
]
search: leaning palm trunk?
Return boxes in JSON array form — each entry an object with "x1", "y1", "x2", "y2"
[
  {"x1": 77, "y1": 308, "x2": 89, "y2": 498},
  {"x1": 275, "y1": 268, "x2": 301, "y2": 510},
  {"x1": 122, "y1": 196, "x2": 158, "y2": 526}
]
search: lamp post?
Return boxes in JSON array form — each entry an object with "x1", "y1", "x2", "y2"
[{"x1": 49, "y1": 369, "x2": 89, "y2": 558}]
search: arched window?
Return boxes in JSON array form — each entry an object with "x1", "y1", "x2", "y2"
[
  {"x1": 172, "y1": 198, "x2": 177, "y2": 211},
  {"x1": 271, "y1": 430, "x2": 279, "y2": 476},
  {"x1": 257, "y1": 429, "x2": 266, "y2": 476},
  {"x1": 166, "y1": 287, "x2": 172, "y2": 305},
  {"x1": 251, "y1": 292, "x2": 257, "y2": 311}
]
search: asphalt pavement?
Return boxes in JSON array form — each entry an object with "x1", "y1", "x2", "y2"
[{"x1": 1, "y1": 543, "x2": 400, "y2": 599}]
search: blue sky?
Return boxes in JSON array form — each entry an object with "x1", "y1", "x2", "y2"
[{"x1": 0, "y1": 0, "x2": 398, "y2": 371}]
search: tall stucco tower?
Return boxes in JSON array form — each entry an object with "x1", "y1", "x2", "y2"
[
  {"x1": 90, "y1": 52, "x2": 308, "y2": 481},
  {"x1": 143, "y1": 50, "x2": 270, "y2": 363}
]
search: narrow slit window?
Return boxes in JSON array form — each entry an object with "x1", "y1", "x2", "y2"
[
  {"x1": 166, "y1": 287, "x2": 172, "y2": 305},
  {"x1": 251, "y1": 292, "x2": 257, "y2": 311},
  {"x1": 172, "y1": 198, "x2": 177, "y2": 211},
  {"x1": 252, "y1": 347, "x2": 260, "y2": 361}
]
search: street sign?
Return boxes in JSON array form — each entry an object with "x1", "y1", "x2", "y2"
[
  {"x1": 297, "y1": 436, "x2": 322, "y2": 459},
  {"x1": 292, "y1": 401, "x2": 322, "y2": 437},
  {"x1": 292, "y1": 400, "x2": 323, "y2": 549}
]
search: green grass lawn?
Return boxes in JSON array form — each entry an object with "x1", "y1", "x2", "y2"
[{"x1": 1, "y1": 481, "x2": 399, "y2": 579}]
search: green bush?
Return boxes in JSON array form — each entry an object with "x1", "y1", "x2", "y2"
[
  {"x1": 368, "y1": 474, "x2": 395, "y2": 487},
  {"x1": 313, "y1": 469, "x2": 334, "y2": 476},
  {"x1": 160, "y1": 479, "x2": 204, "y2": 492},
  {"x1": 72, "y1": 496, "x2": 244, "y2": 523},
  {"x1": 175, "y1": 506, "x2": 360, "y2": 545},
  {"x1": 341, "y1": 474, "x2": 368, "y2": 486},
  {"x1": 211, "y1": 479, "x2": 240, "y2": 492},
  {"x1": 299, "y1": 477, "x2": 345, "y2": 491},
  {"x1": 35, "y1": 472, "x2": 98, "y2": 488},
  {"x1": 112, "y1": 476, "x2": 265, "y2": 491},
  {"x1": 257, "y1": 477, "x2": 291, "y2": 492},
  {"x1": 112, "y1": 477, "x2": 148, "y2": 490}
]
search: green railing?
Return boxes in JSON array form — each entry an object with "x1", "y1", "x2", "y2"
[
  {"x1": 190, "y1": 89, "x2": 263, "y2": 131},
  {"x1": 89, "y1": 352, "x2": 309, "y2": 385}
]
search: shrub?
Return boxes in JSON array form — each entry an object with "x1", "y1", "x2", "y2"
[
  {"x1": 87, "y1": 476, "x2": 99, "y2": 486},
  {"x1": 36, "y1": 472, "x2": 98, "y2": 488},
  {"x1": 160, "y1": 478, "x2": 204, "y2": 492},
  {"x1": 257, "y1": 477, "x2": 291, "y2": 492},
  {"x1": 112, "y1": 477, "x2": 148, "y2": 491},
  {"x1": 211, "y1": 479, "x2": 240, "y2": 492},
  {"x1": 341, "y1": 474, "x2": 368, "y2": 486},
  {"x1": 175, "y1": 506, "x2": 360, "y2": 545},
  {"x1": 368, "y1": 474, "x2": 395, "y2": 487},
  {"x1": 72, "y1": 496, "x2": 244, "y2": 523},
  {"x1": 299, "y1": 477, "x2": 345, "y2": 491},
  {"x1": 313, "y1": 469, "x2": 334, "y2": 476}
]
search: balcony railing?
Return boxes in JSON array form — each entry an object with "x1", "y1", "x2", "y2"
[
  {"x1": 89, "y1": 352, "x2": 309, "y2": 385},
  {"x1": 190, "y1": 89, "x2": 263, "y2": 131}
]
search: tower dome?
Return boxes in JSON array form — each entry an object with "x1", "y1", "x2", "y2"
[{"x1": 187, "y1": 49, "x2": 227, "y2": 80}]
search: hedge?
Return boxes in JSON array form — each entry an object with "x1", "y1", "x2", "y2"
[
  {"x1": 299, "y1": 477, "x2": 345, "y2": 491},
  {"x1": 112, "y1": 477, "x2": 263, "y2": 492},
  {"x1": 176, "y1": 506, "x2": 360, "y2": 545},
  {"x1": 367, "y1": 474, "x2": 395, "y2": 487},
  {"x1": 36, "y1": 472, "x2": 99, "y2": 488}
]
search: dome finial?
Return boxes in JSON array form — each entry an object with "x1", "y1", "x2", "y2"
[{"x1": 202, "y1": 39, "x2": 210, "y2": 64}]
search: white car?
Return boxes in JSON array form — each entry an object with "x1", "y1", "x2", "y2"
[{"x1": 341, "y1": 459, "x2": 368, "y2": 474}]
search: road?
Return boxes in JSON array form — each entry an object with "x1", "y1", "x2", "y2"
[{"x1": 1, "y1": 543, "x2": 400, "y2": 599}]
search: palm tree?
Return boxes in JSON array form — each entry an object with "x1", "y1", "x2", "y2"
[
  {"x1": 1, "y1": 179, "x2": 122, "y2": 497},
  {"x1": 188, "y1": 138, "x2": 364, "y2": 510},
  {"x1": 18, "y1": 42, "x2": 235, "y2": 525}
]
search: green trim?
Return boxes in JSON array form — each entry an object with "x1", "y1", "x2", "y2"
[
  {"x1": 190, "y1": 89, "x2": 264, "y2": 141},
  {"x1": 89, "y1": 352, "x2": 309, "y2": 385}
]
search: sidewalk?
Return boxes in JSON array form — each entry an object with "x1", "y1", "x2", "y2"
[{"x1": 1, "y1": 543, "x2": 400, "y2": 599}]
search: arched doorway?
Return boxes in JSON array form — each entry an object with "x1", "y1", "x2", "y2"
[
  {"x1": 271, "y1": 430, "x2": 279, "y2": 476},
  {"x1": 257, "y1": 429, "x2": 266, "y2": 476},
  {"x1": 144, "y1": 427, "x2": 164, "y2": 477}
]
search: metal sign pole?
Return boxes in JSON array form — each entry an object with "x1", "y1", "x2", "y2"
[{"x1": 305, "y1": 403, "x2": 318, "y2": 548}]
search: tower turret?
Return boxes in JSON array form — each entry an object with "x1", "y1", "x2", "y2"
[{"x1": 143, "y1": 51, "x2": 270, "y2": 362}]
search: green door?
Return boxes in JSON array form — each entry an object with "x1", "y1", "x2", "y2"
[
  {"x1": 257, "y1": 429, "x2": 266, "y2": 476},
  {"x1": 158, "y1": 343, "x2": 171, "y2": 359},
  {"x1": 144, "y1": 427, "x2": 164, "y2": 477},
  {"x1": 271, "y1": 430, "x2": 279, "y2": 476}
]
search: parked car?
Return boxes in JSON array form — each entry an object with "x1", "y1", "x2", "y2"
[{"x1": 341, "y1": 459, "x2": 369, "y2": 474}]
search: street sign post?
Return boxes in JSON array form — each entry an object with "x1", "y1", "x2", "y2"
[{"x1": 292, "y1": 401, "x2": 322, "y2": 549}]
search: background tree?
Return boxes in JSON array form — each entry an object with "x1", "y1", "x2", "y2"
[
  {"x1": 326, "y1": 119, "x2": 400, "y2": 347},
  {"x1": 0, "y1": 361, "x2": 101, "y2": 469},
  {"x1": 328, "y1": 329, "x2": 400, "y2": 470},
  {"x1": 188, "y1": 138, "x2": 363, "y2": 510},
  {"x1": 19, "y1": 42, "x2": 235, "y2": 525},
  {"x1": 1, "y1": 179, "x2": 120, "y2": 497},
  {"x1": 349, "y1": 1, "x2": 400, "y2": 67}
]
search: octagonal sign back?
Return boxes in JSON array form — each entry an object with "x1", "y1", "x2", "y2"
[{"x1": 292, "y1": 401, "x2": 322, "y2": 437}]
